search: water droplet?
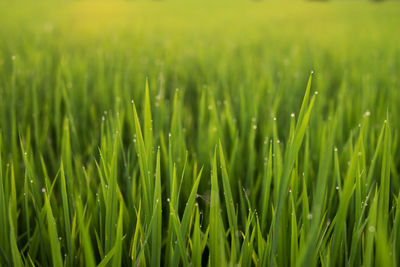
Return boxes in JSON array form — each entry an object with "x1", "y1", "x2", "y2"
[
  {"x1": 314, "y1": 91, "x2": 318, "y2": 95},
  {"x1": 336, "y1": 186, "x2": 339, "y2": 190},
  {"x1": 307, "y1": 213, "x2": 313, "y2": 220},
  {"x1": 166, "y1": 198, "x2": 170, "y2": 202},
  {"x1": 291, "y1": 113, "x2": 295, "y2": 118},
  {"x1": 273, "y1": 117, "x2": 277, "y2": 121},
  {"x1": 42, "y1": 188, "x2": 46, "y2": 193},
  {"x1": 253, "y1": 125, "x2": 257, "y2": 130}
]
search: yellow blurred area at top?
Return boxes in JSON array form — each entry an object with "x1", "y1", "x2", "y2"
[{"x1": 1, "y1": 0, "x2": 400, "y2": 49}]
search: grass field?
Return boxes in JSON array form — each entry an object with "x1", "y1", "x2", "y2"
[{"x1": 0, "y1": 1, "x2": 400, "y2": 266}]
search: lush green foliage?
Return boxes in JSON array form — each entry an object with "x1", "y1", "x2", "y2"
[{"x1": 0, "y1": 1, "x2": 399, "y2": 266}]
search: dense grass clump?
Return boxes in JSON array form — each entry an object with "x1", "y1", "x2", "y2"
[{"x1": 0, "y1": 1, "x2": 400, "y2": 266}]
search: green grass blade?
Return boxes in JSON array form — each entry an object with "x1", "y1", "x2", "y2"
[
  {"x1": 8, "y1": 200, "x2": 23, "y2": 267},
  {"x1": 60, "y1": 163, "x2": 73, "y2": 266},
  {"x1": 45, "y1": 194, "x2": 63, "y2": 267},
  {"x1": 210, "y1": 148, "x2": 226, "y2": 266},
  {"x1": 132, "y1": 100, "x2": 152, "y2": 218},
  {"x1": 151, "y1": 148, "x2": 162, "y2": 267},
  {"x1": 76, "y1": 200, "x2": 96, "y2": 267},
  {"x1": 218, "y1": 140, "x2": 239, "y2": 262}
]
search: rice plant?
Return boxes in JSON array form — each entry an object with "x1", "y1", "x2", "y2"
[{"x1": 0, "y1": 1, "x2": 399, "y2": 266}]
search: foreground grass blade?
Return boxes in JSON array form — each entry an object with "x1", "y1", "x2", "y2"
[
  {"x1": 76, "y1": 200, "x2": 96, "y2": 267},
  {"x1": 271, "y1": 74, "x2": 316, "y2": 265},
  {"x1": 60, "y1": 163, "x2": 73, "y2": 266},
  {"x1": 9, "y1": 200, "x2": 23, "y2": 267},
  {"x1": 45, "y1": 194, "x2": 63, "y2": 266},
  {"x1": 219, "y1": 140, "x2": 240, "y2": 262},
  {"x1": 151, "y1": 148, "x2": 162, "y2": 267},
  {"x1": 210, "y1": 149, "x2": 226, "y2": 266}
]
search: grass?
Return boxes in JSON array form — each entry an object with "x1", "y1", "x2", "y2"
[{"x1": 0, "y1": 0, "x2": 400, "y2": 266}]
